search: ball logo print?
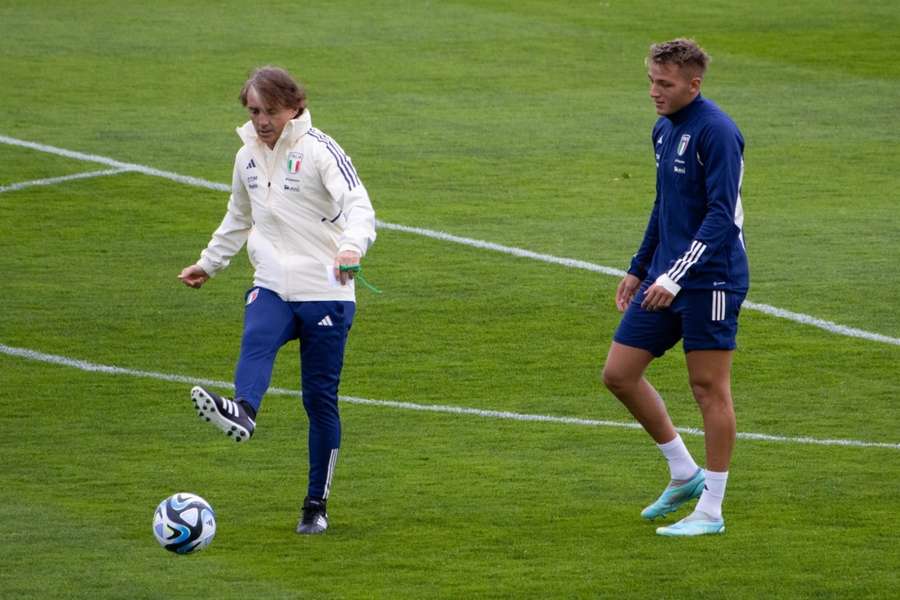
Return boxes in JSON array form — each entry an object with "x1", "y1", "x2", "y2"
[{"x1": 152, "y1": 493, "x2": 216, "y2": 554}]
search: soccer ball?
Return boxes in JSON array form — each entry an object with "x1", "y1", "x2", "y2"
[{"x1": 153, "y1": 493, "x2": 217, "y2": 554}]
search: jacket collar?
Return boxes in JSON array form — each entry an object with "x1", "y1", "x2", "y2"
[
  {"x1": 666, "y1": 94, "x2": 704, "y2": 125},
  {"x1": 236, "y1": 109, "x2": 312, "y2": 147}
]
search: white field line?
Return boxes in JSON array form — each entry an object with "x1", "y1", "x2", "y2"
[
  {"x1": 0, "y1": 135, "x2": 229, "y2": 193},
  {"x1": 1, "y1": 134, "x2": 899, "y2": 347},
  {"x1": 0, "y1": 168, "x2": 131, "y2": 193},
  {"x1": 375, "y1": 221, "x2": 627, "y2": 278},
  {"x1": 1, "y1": 343, "x2": 898, "y2": 451}
]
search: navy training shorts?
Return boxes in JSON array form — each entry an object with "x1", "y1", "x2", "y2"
[{"x1": 613, "y1": 278, "x2": 746, "y2": 357}]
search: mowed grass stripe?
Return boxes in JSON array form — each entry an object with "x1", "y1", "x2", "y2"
[
  {"x1": 3, "y1": 343, "x2": 897, "y2": 451},
  {"x1": 1, "y1": 133, "x2": 898, "y2": 348}
]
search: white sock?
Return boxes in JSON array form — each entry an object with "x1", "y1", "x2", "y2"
[
  {"x1": 695, "y1": 470, "x2": 728, "y2": 520},
  {"x1": 656, "y1": 435, "x2": 700, "y2": 481}
]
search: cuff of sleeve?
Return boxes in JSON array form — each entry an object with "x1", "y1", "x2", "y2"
[
  {"x1": 338, "y1": 242, "x2": 364, "y2": 257},
  {"x1": 654, "y1": 273, "x2": 682, "y2": 296},
  {"x1": 196, "y1": 257, "x2": 218, "y2": 278},
  {"x1": 628, "y1": 257, "x2": 647, "y2": 280}
]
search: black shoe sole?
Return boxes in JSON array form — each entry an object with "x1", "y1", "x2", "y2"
[{"x1": 191, "y1": 386, "x2": 252, "y2": 443}]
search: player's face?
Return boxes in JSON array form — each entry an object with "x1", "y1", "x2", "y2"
[
  {"x1": 648, "y1": 62, "x2": 701, "y2": 116},
  {"x1": 246, "y1": 86, "x2": 299, "y2": 148}
]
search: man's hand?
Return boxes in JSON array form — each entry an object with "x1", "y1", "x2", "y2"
[
  {"x1": 178, "y1": 264, "x2": 210, "y2": 289},
  {"x1": 615, "y1": 274, "x2": 641, "y2": 312},
  {"x1": 640, "y1": 283, "x2": 675, "y2": 311},
  {"x1": 334, "y1": 250, "x2": 361, "y2": 286}
]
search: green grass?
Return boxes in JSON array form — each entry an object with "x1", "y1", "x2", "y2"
[{"x1": 1, "y1": 1, "x2": 898, "y2": 598}]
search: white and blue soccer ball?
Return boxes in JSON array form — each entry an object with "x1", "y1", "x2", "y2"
[{"x1": 153, "y1": 493, "x2": 216, "y2": 554}]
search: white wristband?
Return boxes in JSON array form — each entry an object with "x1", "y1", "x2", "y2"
[{"x1": 654, "y1": 273, "x2": 682, "y2": 296}]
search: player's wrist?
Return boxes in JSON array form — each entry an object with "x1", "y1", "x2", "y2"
[
  {"x1": 337, "y1": 242, "x2": 363, "y2": 257},
  {"x1": 654, "y1": 273, "x2": 681, "y2": 296}
]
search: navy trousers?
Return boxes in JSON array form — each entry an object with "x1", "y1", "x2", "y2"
[{"x1": 234, "y1": 287, "x2": 355, "y2": 500}]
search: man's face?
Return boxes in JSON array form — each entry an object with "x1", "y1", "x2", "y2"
[
  {"x1": 246, "y1": 86, "x2": 298, "y2": 148},
  {"x1": 648, "y1": 61, "x2": 701, "y2": 116}
]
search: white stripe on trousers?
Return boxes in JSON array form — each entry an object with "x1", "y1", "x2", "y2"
[{"x1": 323, "y1": 448, "x2": 339, "y2": 499}]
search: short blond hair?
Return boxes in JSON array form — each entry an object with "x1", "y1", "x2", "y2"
[{"x1": 648, "y1": 39, "x2": 710, "y2": 78}]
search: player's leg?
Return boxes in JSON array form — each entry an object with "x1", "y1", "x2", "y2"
[
  {"x1": 602, "y1": 342, "x2": 674, "y2": 443},
  {"x1": 656, "y1": 289, "x2": 743, "y2": 536},
  {"x1": 656, "y1": 349, "x2": 733, "y2": 536},
  {"x1": 683, "y1": 349, "x2": 734, "y2": 525},
  {"x1": 294, "y1": 300, "x2": 355, "y2": 534},
  {"x1": 233, "y1": 287, "x2": 298, "y2": 415},
  {"x1": 192, "y1": 287, "x2": 296, "y2": 441},
  {"x1": 604, "y1": 281, "x2": 702, "y2": 519},
  {"x1": 686, "y1": 349, "x2": 735, "y2": 473}
]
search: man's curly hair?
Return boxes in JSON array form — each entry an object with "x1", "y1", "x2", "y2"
[{"x1": 648, "y1": 39, "x2": 710, "y2": 78}]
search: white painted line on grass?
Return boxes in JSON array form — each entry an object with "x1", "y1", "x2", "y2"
[
  {"x1": 370, "y1": 224, "x2": 900, "y2": 346},
  {"x1": 375, "y1": 221, "x2": 627, "y2": 278},
  {"x1": 0, "y1": 168, "x2": 131, "y2": 194},
  {"x1": 2, "y1": 342, "x2": 897, "y2": 451},
  {"x1": 0, "y1": 135, "x2": 230, "y2": 193},
  {"x1": 743, "y1": 301, "x2": 900, "y2": 346},
  {"x1": 2, "y1": 134, "x2": 899, "y2": 347}
]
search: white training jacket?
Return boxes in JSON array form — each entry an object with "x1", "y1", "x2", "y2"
[{"x1": 197, "y1": 110, "x2": 376, "y2": 302}]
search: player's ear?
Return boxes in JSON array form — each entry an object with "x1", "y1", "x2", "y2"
[{"x1": 690, "y1": 75, "x2": 703, "y2": 94}]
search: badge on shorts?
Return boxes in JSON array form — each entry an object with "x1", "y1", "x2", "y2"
[
  {"x1": 287, "y1": 152, "x2": 303, "y2": 174},
  {"x1": 677, "y1": 134, "x2": 691, "y2": 156},
  {"x1": 246, "y1": 288, "x2": 259, "y2": 305}
]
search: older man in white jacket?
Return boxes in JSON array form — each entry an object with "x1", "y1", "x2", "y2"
[{"x1": 178, "y1": 66, "x2": 376, "y2": 535}]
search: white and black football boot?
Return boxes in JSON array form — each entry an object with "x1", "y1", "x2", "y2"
[
  {"x1": 190, "y1": 386, "x2": 255, "y2": 443},
  {"x1": 296, "y1": 496, "x2": 328, "y2": 535}
]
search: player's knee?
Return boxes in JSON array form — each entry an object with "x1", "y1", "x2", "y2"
[
  {"x1": 602, "y1": 363, "x2": 633, "y2": 394},
  {"x1": 689, "y1": 379, "x2": 732, "y2": 410}
]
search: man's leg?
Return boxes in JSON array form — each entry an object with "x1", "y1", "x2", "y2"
[
  {"x1": 294, "y1": 300, "x2": 355, "y2": 534},
  {"x1": 686, "y1": 350, "x2": 735, "y2": 473},
  {"x1": 686, "y1": 349, "x2": 734, "y2": 523},
  {"x1": 602, "y1": 342, "x2": 703, "y2": 519},
  {"x1": 234, "y1": 288, "x2": 298, "y2": 415},
  {"x1": 656, "y1": 350, "x2": 734, "y2": 536},
  {"x1": 656, "y1": 285, "x2": 744, "y2": 537},
  {"x1": 602, "y1": 342, "x2": 675, "y2": 444},
  {"x1": 193, "y1": 287, "x2": 296, "y2": 441}
]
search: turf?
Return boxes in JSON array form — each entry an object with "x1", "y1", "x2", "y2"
[{"x1": 1, "y1": 1, "x2": 898, "y2": 598}]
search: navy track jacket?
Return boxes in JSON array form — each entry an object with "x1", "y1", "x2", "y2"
[{"x1": 628, "y1": 94, "x2": 749, "y2": 294}]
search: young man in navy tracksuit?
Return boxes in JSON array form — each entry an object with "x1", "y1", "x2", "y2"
[{"x1": 602, "y1": 39, "x2": 748, "y2": 536}]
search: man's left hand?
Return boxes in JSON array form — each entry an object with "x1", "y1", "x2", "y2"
[
  {"x1": 641, "y1": 283, "x2": 675, "y2": 311},
  {"x1": 334, "y1": 250, "x2": 361, "y2": 285}
]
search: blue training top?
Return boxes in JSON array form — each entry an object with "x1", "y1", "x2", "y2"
[{"x1": 628, "y1": 94, "x2": 749, "y2": 294}]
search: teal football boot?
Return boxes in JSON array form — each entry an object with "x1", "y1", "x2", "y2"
[
  {"x1": 656, "y1": 511, "x2": 725, "y2": 537},
  {"x1": 640, "y1": 469, "x2": 705, "y2": 520}
]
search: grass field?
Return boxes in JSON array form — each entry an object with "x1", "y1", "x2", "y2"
[{"x1": 1, "y1": 1, "x2": 899, "y2": 598}]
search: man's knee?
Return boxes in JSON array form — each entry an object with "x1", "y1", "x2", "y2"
[
  {"x1": 689, "y1": 377, "x2": 732, "y2": 410},
  {"x1": 602, "y1": 363, "x2": 636, "y2": 394}
]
